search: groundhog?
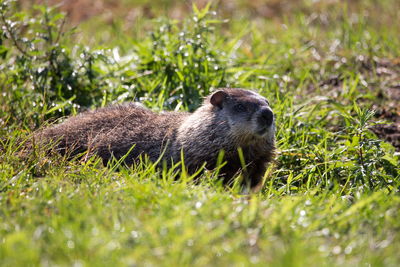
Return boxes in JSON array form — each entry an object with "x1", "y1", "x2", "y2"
[{"x1": 33, "y1": 88, "x2": 276, "y2": 190}]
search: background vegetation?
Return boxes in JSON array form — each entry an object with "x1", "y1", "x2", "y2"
[{"x1": 0, "y1": 0, "x2": 399, "y2": 265}]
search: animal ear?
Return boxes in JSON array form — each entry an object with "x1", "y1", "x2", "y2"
[{"x1": 210, "y1": 90, "x2": 228, "y2": 109}]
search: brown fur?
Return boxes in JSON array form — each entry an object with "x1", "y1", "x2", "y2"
[{"x1": 33, "y1": 88, "x2": 276, "y2": 190}]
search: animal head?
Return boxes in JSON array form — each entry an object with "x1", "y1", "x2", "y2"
[{"x1": 207, "y1": 88, "x2": 275, "y2": 144}]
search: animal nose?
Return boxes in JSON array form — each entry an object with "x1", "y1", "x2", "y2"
[{"x1": 258, "y1": 108, "x2": 274, "y2": 126}]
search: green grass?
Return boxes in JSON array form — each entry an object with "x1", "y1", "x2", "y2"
[
  {"x1": 1, "y1": 0, "x2": 399, "y2": 266},
  {"x1": 1, "y1": 165, "x2": 400, "y2": 266}
]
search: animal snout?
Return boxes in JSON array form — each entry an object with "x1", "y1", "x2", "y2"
[{"x1": 258, "y1": 108, "x2": 274, "y2": 127}]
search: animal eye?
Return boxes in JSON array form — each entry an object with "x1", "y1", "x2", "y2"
[{"x1": 234, "y1": 103, "x2": 247, "y2": 112}]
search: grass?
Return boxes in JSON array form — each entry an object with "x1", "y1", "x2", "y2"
[
  {"x1": 0, "y1": 0, "x2": 399, "y2": 266},
  {"x1": 2, "y1": 168, "x2": 400, "y2": 266}
]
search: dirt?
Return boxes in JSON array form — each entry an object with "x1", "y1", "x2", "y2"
[
  {"x1": 369, "y1": 58, "x2": 400, "y2": 151},
  {"x1": 315, "y1": 57, "x2": 400, "y2": 151},
  {"x1": 25, "y1": 0, "x2": 380, "y2": 24},
  {"x1": 372, "y1": 98, "x2": 400, "y2": 151}
]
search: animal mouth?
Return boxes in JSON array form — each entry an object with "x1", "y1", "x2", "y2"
[
  {"x1": 256, "y1": 123, "x2": 275, "y2": 138},
  {"x1": 257, "y1": 126, "x2": 268, "y2": 135}
]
